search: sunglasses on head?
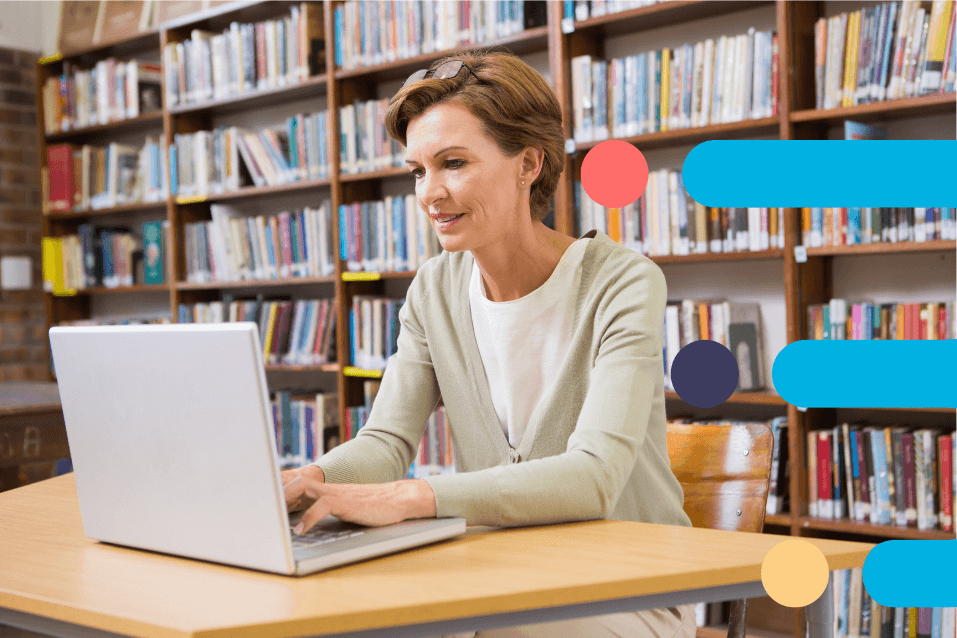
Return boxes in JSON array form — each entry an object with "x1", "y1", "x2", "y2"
[{"x1": 402, "y1": 59, "x2": 482, "y2": 88}]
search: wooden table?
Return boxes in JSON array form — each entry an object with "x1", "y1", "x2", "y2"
[
  {"x1": 0, "y1": 474, "x2": 872, "y2": 638},
  {"x1": 0, "y1": 382, "x2": 67, "y2": 492}
]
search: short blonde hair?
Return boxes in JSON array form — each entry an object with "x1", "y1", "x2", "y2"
[{"x1": 385, "y1": 51, "x2": 564, "y2": 222}]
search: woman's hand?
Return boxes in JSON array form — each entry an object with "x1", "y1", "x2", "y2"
[
  {"x1": 284, "y1": 474, "x2": 437, "y2": 532},
  {"x1": 281, "y1": 465, "x2": 325, "y2": 513}
]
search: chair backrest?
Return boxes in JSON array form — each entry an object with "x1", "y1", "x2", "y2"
[{"x1": 666, "y1": 422, "x2": 774, "y2": 534}]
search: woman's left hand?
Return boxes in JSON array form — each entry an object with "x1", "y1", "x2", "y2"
[{"x1": 284, "y1": 475, "x2": 437, "y2": 533}]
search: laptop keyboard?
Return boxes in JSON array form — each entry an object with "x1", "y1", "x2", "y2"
[{"x1": 291, "y1": 526, "x2": 366, "y2": 548}]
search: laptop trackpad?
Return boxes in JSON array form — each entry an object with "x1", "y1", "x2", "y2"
[{"x1": 289, "y1": 512, "x2": 363, "y2": 532}]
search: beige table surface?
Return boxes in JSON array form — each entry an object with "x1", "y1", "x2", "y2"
[{"x1": 0, "y1": 474, "x2": 874, "y2": 638}]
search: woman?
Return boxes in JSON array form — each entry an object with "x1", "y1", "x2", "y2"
[{"x1": 282, "y1": 51, "x2": 695, "y2": 638}]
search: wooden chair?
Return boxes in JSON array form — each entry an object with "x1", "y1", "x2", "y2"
[{"x1": 666, "y1": 422, "x2": 775, "y2": 638}]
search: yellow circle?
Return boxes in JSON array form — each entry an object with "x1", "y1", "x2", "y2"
[{"x1": 761, "y1": 539, "x2": 830, "y2": 607}]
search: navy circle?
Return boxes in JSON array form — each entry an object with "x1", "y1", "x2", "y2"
[{"x1": 671, "y1": 340, "x2": 739, "y2": 408}]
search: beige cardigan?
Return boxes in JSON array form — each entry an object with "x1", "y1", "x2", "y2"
[{"x1": 314, "y1": 229, "x2": 692, "y2": 529}]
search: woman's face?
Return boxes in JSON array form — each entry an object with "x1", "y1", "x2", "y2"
[{"x1": 405, "y1": 102, "x2": 525, "y2": 254}]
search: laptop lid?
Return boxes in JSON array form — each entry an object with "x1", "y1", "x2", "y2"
[{"x1": 49, "y1": 323, "x2": 295, "y2": 575}]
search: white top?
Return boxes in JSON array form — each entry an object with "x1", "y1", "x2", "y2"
[{"x1": 469, "y1": 239, "x2": 591, "y2": 449}]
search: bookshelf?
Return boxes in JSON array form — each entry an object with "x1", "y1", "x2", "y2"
[{"x1": 35, "y1": 2, "x2": 955, "y2": 637}]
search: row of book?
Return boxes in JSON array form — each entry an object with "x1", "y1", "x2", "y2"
[
  {"x1": 177, "y1": 298, "x2": 338, "y2": 367},
  {"x1": 45, "y1": 139, "x2": 168, "y2": 213},
  {"x1": 808, "y1": 424, "x2": 955, "y2": 533},
  {"x1": 42, "y1": 59, "x2": 162, "y2": 134},
  {"x1": 342, "y1": 377, "x2": 382, "y2": 441},
  {"x1": 814, "y1": 1, "x2": 956, "y2": 111},
  {"x1": 412, "y1": 406, "x2": 455, "y2": 478},
  {"x1": 352, "y1": 380, "x2": 455, "y2": 478},
  {"x1": 806, "y1": 300, "x2": 955, "y2": 341},
  {"x1": 575, "y1": 175, "x2": 786, "y2": 256},
  {"x1": 271, "y1": 390, "x2": 339, "y2": 469},
  {"x1": 564, "y1": 0, "x2": 663, "y2": 22},
  {"x1": 829, "y1": 568, "x2": 955, "y2": 638},
  {"x1": 340, "y1": 196, "x2": 443, "y2": 273},
  {"x1": 570, "y1": 28, "x2": 777, "y2": 143},
  {"x1": 339, "y1": 99, "x2": 404, "y2": 175},
  {"x1": 41, "y1": 221, "x2": 168, "y2": 293},
  {"x1": 350, "y1": 295, "x2": 404, "y2": 372},
  {"x1": 170, "y1": 114, "x2": 330, "y2": 197},
  {"x1": 663, "y1": 301, "x2": 766, "y2": 393},
  {"x1": 162, "y1": 3, "x2": 324, "y2": 108},
  {"x1": 801, "y1": 207, "x2": 956, "y2": 246},
  {"x1": 183, "y1": 203, "x2": 335, "y2": 284},
  {"x1": 333, "y1": 0, "x2": 545, "y2": 71},
  {"x1": 45, "y1": 233, "x2": 134, "y2": 291}
]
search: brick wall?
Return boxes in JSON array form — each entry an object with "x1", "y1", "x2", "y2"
[{"x1": 0, "y1": 47, "x2": 45, "y2": 383}]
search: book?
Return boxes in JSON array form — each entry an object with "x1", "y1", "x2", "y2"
[
  {"x1": 46, "y1": 145, "x2": 76, "y2": 212},
  {"x1": 155, "y1": 0, "x2": 206, "y2": 25},
  {"x1": 845, "y1": 120, "x2": 888, "y2": 140},
  {"x1": 727, "y1": 302, "x2": 765, "y2": 391},
  {"x1": 58, "y1": 1, "x2": 102, "y2": 54},
  {"x1": 141, "y1": 221, "x2": 165, "y2": 284},
  {"x1": 97, "y1": 1, "x2": 150, "y2": 44}
]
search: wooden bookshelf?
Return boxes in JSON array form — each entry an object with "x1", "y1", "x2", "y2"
[
  {"x1": 649, "y1": 248, "x2": 784, "y2": 265},
  {"x1": 45, "y1": 111, "x2": 165, "y2": 143},
  {"x1": 46, "y1": 30, "x2": 160, "y2": 63},
  {"x1": 804, "y1": 239, "x2": 956, "y2": 257},
  {"x1": 176, "y1": 176, "x2": 333, "y2": 204},
  {"x1": 45, "y1": 201, "x2": 168, "y2": 220},
  {"x1": 571, "y1": 116, "x2": 781, "y2": 153},
  {"x1": 859, "y1": 406, "x2": 956, "y2": 415},
  {"x1": 790, "y1": 92, "x2": 957, "y2": 125},
  {"x1": 61, "y1": 283, "x2": 172, "y2": 295},
  {"x1": 339, "y1": 166, "x2": 410, "y2": 182},
  {"x1": 333, "y1": 25, "x2": 550, "y2": 82},
  {"x1": 168, "y1": 74, "x2": 330, "y2": 116},
  {"x1": 568, "y1": 1, "x2": 770, "y2": 38},
  {"x1": 798, "y1": 517, "x2": 957, "y2": 541},
  {"x1": 665, "y1": 390, "x2": 788, "y2": 407},
  {"x1": 175, "y1": 275, "x2": 338, "y2": 290},
  {"x1": 35, "y1": 6, "x2": 956, "y2": 638}
]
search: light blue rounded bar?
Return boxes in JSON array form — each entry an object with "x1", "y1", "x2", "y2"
[
  {"x1": 681, "y1": 141, "x2": 957, "y2": 207},
  {"x1": 864, "y1": 541, "x2": 957, "y2": 607},
  {"x1": 772, "y1": 340, "x2": 955, "y2": 409}
]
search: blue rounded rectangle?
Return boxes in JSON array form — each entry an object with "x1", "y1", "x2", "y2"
[
  {"x1": 772, "y1": 340, "x2": 956, "y2": 409},
  {"x1": 682, "y1": 141, "x2": 957, "y2": 207},
  {"x1": 864, "y1": 540, "x2": 957, "y2": 607}
]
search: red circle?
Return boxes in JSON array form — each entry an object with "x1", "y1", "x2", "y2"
[{"x1": 580, "y1": 140, "x2": 649, "y2": 208}]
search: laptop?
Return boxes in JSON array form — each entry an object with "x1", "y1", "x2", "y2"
[{"x1": 48, "y1": 322, "x2": 466, "y2": 576}]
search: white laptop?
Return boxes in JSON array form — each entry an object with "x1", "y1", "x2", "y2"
[{"x1": 48, "y1": 323, "x2": 466, "y2": 576}]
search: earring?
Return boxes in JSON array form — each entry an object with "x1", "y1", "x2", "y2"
[{"x1": 521, "y1": 181, "x2": 525, "y2": 186}]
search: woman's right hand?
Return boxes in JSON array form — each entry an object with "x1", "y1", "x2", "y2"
[{"x1": 281, "y1": 465, "x2": 325, "y2": 512}]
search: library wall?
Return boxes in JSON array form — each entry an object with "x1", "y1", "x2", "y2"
[
  {"x1": 0, "y1": 46, "x2": 45, "y2": 382},
  {"x1": 0, "y1": 2, "x2": 43, "y2": 53}
]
